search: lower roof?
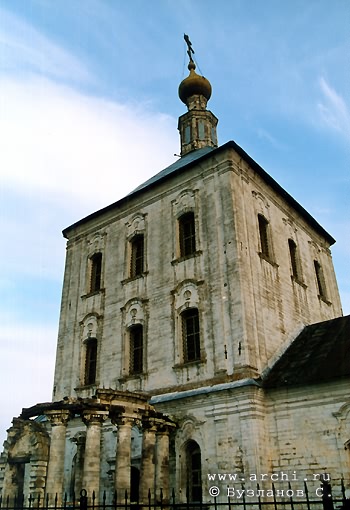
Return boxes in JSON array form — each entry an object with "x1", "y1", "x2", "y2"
[{"x1": 261, "y1": 315, "x2": 350, "y2": 388}]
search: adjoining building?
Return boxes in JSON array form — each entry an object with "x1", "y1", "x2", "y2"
[{"x1": 1, "y1": 44, "x2": 349, "y2": 504}]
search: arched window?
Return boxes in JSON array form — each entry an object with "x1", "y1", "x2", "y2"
[
  {"x1": 314, "y1": 260, "x2": 327, "y2": 299},
  {"x1": 90, "y1": 253, "x2": 102, "y2": 292},
  {"x1": 129, "y1": 325, "x2": 143, "y2": 374},
  {"x1": 258, "y1": 214, "x2": 271, "y2": 259},
  {"x1": 288, "y1": 239, "x2": 301, "y2": 280},
  {"x1": 130, "y1": 234, "x2": 144, "y2": 277},
  {"x1": 186, "y1": 441, "x2": 202, "y2": 502},
  {"x1": 179, "y1": 212, "x2": 196, "y2": 257},
  {"x1": 85, "y1": 337, "x2": 97, "y2": 385},
  {"x1": 182, "y1": 308, "x2": 200, "y2": 362}
]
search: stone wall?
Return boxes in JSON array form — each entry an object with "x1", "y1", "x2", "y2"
[{"x1": 53, "y1": 147, "x2": 342, "y2": 401}]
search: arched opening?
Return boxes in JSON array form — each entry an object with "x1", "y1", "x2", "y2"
[{"x1": 185, "y1": 440, "x2": 202, "y2": 502}]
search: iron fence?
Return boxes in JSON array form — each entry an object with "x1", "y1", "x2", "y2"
[{"x1": 1, "y1": 481, "x2": 349, "y2": 510}]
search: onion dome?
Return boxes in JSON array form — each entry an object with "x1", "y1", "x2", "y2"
[{"x1": 178, "y1": 61, "x2": 212, "y2": 105}]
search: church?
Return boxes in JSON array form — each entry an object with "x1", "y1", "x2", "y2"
[{"x1": 1, "y1": 41, "x2": 349, "y2": 504}]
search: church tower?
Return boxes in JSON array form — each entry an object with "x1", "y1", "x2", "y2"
[
  {"x1": 178, "y1": 58, "x2": 218, "y2": 155},
  {"x1": 1, "y1": 39, "x2": 349, "y2": 504}
]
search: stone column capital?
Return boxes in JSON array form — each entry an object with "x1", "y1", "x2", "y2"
[
  {"x1": 82, "y1": 410, "x2": 109, "y2": 426},
  {"x1": 142, "y1": 417, "x2": 158, "y2": 432},
  {"x1": 112, "y1": 415, "x2": 137, "y2": 428},
  {"x1": 156, "y1": 422, "x2": 175, "y2": 435},
  {"x1": 45, "y1": 409, "x2": 72, "y2": 426}
]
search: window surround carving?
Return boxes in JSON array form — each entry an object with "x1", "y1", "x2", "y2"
[
  {"x1": 172, "y1": 280, "x2": 205, "y2": 367},
  {"x1": 288, "y1": 238, "x2": 305, "y2": 286},
  {"x1": 314, "y1": 259, "x2": 331, "y2": 304},
  {"x1": 77, "y1": 314, "x2": 102, "y2": 389},
  {"x1": 171, "y1": 190, "x2": 202, "y2": 263},
  {"x1": 256, "y1": 213, "x2": 277, "y2": 266},
  {"x1": 82, "y1": 233, "x2": 107, "y2": 296},
  {"x1": 123, "y1": 213, "x2": 148, "y2": 283},
  {"x1": 120, "y1": 298, "x2": 148, "y2": 379},
  {"x1": 252, "y1": 192, "x2": 276, "y2": 265}
]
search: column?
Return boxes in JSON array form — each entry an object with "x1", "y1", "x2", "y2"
[
  {"x1": 139, "y1": 420, "x2": 157, "y2": 503},
  {"x1": 82, "y1": 411, "x2": 108, "y2": 501},
  {"x1": 45, "y1": 410, "x2": 71, "y2": 503},
  {"x1": 114, "y1": 417, "x2": 134, "y2": 501},
  {"x1": 155, "y1": 426, "x2": 170, "y2": 502}
]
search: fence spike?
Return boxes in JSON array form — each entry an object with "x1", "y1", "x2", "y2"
[
  {"x1": 304, "y1": 481, "x2": 311, "y2": 510},
  {"x1": 288, "y1": 481, "x2": 295, "y2": 510},
  {"x1": 124, "y1": 489, "x2": 128, "y2": 510}
]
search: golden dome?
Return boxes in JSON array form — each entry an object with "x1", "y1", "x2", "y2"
[{"x1": 178, "y1": 61, "x2": 212, "y2": 104}]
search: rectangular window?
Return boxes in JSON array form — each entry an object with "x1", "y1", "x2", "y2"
[
  {"x1": 90, "y1": 253, "x2": 102, "y2": 292},
  {"x1": 314, "y1": 260, "x2": 327, "y2": 299},
  {"x1": 185, "y1": 125, "x2": 191, "y2": 144},
  {"x1": 130, "y1": 325, "x2": 143, "y2": 374},
  {"x1": 288, "y1": 239, "x2": 300, "y2": 280},
  {"x1": 198, "y1": 121, "x2": 205, "y2": 140},
  {"x1": 85, "y1": 338, "x2": 97, "y2": 385},
  {"x1": 258, "y1": 214, "x2": 270, "y2": 258},
  {"x1": 182, "y1": 308, "x2": 200, "y2": 362},
  {"x1": 179, "y1": 212, "x2": 196, "y2": 257},
  {"x1": 130, "y1": 234, "x2": 144, "y2": 277}
]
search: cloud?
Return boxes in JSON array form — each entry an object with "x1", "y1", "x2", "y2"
[
  {"x1": 0, "y1": 73, "x2": 178, "y2": 448},
  {"x1": 0, "y1": 324, "x2": 57, "y2": 448},
  {"x1": 0, "y1": 6, "x2": 91, "y2": 83},
  {"x1": 317, "y1": 77, "x2": 350, "y2": 140},
  {"x1": 0, "y1": 77, "x2": 178, "y2": 210},
  {"x1": 256, "y1": 127, "x2": 287, "y2": 150}
]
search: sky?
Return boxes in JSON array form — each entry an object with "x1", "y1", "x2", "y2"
[{"x1": 0, "y1": 0, "x2": 349, "y2": 447}]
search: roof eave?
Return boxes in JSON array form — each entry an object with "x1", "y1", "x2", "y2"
[{"x1": 63, "y1": 140, "x2": 335, "y2": 246}]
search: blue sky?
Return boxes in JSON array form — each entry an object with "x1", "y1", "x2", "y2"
[{"x1": 0, "y1": 1, "x2": 349, "y2": 446}]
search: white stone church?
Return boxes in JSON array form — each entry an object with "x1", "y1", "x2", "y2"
[{"x1": 1, "y1": 45, "x2": 349, "y2": 504}]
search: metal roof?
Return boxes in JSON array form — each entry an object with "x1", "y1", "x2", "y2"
[
  {"x1": 130, "y1": 146, "x2": 216, "y2": 194},
  {"x1": 63, "y1": 141, "x2": 335, "y2": 245}
]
